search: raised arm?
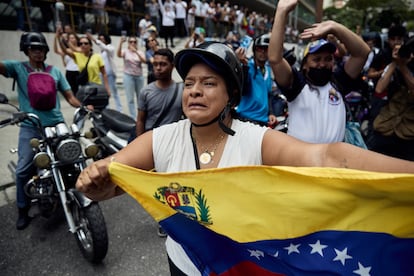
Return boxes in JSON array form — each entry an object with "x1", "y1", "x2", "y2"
[
  {"x1": 54, "y1": 29, "x2": 65, "y2": 57},
  {"x1": 117, "y1": 37, "x2": 125, "y2": 58},
  {"x1": 89, "y1": 33, "x2": 113, "y2": 56},
  {"x1": 301, "y1": 20, "x2": 370, "y2": 79},
  {"x1": 158, "y1": 0, "x2": 164, "y2": 14},
  {"x1": 57, "y1": 32, "x2": 75, "y2": 59},
  {"x1": 268, "y1": 0, "x2": 296, "y2": 88},
  {"x1": 376, "y1": 46, "x2": 414, "y2": 94}
]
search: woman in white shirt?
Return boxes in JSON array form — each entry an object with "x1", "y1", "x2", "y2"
[
  {"x1": 77, "y1": 42, "x2": 414, "y2": 275},
  {"x1": 158, "y1": 0, "x2": 176, "y2": 48}
]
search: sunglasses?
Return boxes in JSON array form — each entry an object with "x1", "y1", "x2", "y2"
[
  {"x1": 129, "y1": 40, "x2": 137, "y2": 43},
  {"x1": 255, "y1": 46, "x2": 268, "y2": 52},
  {"x1": 79, "y1": 42, "x2": 90, "y2": 46},
  {"x1": 28, "y1": 46, "x2": 45, "y2": 51}
]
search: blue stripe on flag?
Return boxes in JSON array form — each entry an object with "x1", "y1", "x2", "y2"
[{"x1": 160, "y1": 213, "x2": 414, "y2": 275}]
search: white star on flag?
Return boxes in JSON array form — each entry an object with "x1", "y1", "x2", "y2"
[
  {"x1": 309, "y1": 240, "x2": 328, "y2": 257},
  {"x1": 353, "y1": 262, "x2": 372, "y2": 276},
  {"x1": 248, "y1": 249, "x2": 264, "y2": 260},
  {"x1": 333, "y1": 247, "x2": 353, "y2": 265},
  {"x1": 284, "y1": 243, "x2": 301, "y2": 255}
]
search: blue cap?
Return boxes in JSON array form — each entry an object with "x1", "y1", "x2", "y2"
[{"x1": 303, "y1": 39, "x2": 336, "y2": 59}]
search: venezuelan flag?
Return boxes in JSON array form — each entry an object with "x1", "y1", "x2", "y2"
[{"x1": 109, "y1": 162, "x2": 414, "y2": 275}]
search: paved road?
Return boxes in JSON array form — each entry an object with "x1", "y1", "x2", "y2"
[
  {"x1": 0, "y1": 85, "x2": 173, "y2": 275},
  {"x1": 0, "y1": 194, "x2": 170, "y2": 276}
]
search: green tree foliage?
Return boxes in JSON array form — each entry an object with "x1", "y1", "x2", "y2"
[
  {"x1": 324, "y1": 0, "x2": 411, "y2": 33},
  {"x1": 323, "y1": 6, "x2": 363, "y2": 31}
]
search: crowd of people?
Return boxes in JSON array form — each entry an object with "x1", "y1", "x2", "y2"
[
  {"x1": 11, "y1": 0, "x2": 279, "y2": 43},
  {"x1": 1, "y1": 0, "x2": 413, "y2": 274}
]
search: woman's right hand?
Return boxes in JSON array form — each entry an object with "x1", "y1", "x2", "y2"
[{"x1": 76, "y1": 157, "x2": 119, "y2": 201}]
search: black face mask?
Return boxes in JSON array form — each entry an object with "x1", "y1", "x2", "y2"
[{"x1": 306, "y1": 67, "x2": 332, "y2": 86}]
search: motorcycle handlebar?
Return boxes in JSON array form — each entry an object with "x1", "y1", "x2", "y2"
[
  {"x1": 11, "y1": 112, "x2": 29, "y2": 124},
  {"x1": 0, "y1": 117, "x2": 12, "y2": 127},
  {"x1": 0, "y1": 112, "x2": 41, "y2": 127}
]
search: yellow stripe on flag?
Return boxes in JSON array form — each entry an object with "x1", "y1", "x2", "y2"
[{"x1": 109, "y1": 162, "x2": 414, "y2": 242}]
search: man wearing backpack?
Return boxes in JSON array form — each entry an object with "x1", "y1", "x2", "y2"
[{"x1": 0, "y1": 32, "x2": 81, "y2": 230}]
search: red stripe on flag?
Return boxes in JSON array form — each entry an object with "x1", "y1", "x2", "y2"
[{"x1": 210, "y1": 261, "x2": 287, "y2": 276}]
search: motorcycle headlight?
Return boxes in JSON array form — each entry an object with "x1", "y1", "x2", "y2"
[
  {"x1": 33, "y1": 152, "x2": 51, "y2": 169},
  {"x1": 79, "y1": 137, "x2": 99, "y2": 158},
  {"x1": 30, "y1": 138, "x2": 40, "y2": 148},
  {"x1": 56, "y1": 139, "x2": 82, "y2": 162}
]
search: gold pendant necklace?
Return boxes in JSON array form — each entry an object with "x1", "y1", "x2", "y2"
[
  {"x1": 198, "y1": 134, "x2": 225, "y2": 165},
  {"x1": 199, "y1": 151, "x2": 213, "y2": 165}
]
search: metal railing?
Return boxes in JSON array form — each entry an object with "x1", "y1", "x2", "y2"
[{"x1": 0, "y1": 0, "x2": 144, "y2": 35}]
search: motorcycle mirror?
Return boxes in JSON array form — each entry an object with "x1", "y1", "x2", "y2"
[{"x1": 0, "y1": 93, "x2": 9, "y2": 104}]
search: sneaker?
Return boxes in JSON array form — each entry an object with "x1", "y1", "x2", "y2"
[
  {"x1": 157, "y1": 225, "x2": 167, "y2": 238},
  {"x1": 16, "y1": 206, "x2": 31, "y2": 230}
]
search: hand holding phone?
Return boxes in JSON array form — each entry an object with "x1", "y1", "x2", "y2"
[{"x1": 239, "y1": 35, "x2": 253, "y2": 50}]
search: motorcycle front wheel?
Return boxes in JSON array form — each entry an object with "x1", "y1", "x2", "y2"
[{"x1": 71, "y1": 201, "x2": 108, "y2": 263}]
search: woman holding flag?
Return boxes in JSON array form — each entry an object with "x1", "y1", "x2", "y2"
[{"x1": 76, "y1": 41, "x2": 414, "y2": 275}]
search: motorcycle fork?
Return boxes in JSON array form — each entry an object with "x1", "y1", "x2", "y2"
[{"x1": 51, "y1": 165, "x2": 78, "y2": 233}]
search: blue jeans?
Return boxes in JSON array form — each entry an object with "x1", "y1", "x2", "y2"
[
  {"x1": 107, "y1": 73, "x2": 122, "y2": 112},
  {"x1": 15, "y1": 126, "x2": 41, "y2": 208},
  {"x1": 123, "y1": 73, "x2": 144, "y2": 119}
]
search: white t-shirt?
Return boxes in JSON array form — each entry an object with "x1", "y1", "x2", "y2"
[
  {"x1": 153, "y1": 119, "x2": 267, "y2": 274},
  {"x1": 95, "y1": 40, "x2": 116, "y2": 76},
  {"x1": 287, "y1": 83, "x2": 346, "y2": 143},
  {"x1": 175, "y1": 1, "x2": 187, "y2": 19}
]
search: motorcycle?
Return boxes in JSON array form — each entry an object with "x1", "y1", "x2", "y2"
[
  {"x1": 74, "y1": 85, "x2": 136, "y2": 159},
  {"x1": 270, "y1": 93, "x2": 289, "y2": 132},
  {"x1": 0, "y1": 92, "x2": 108, "y2": 263},
  {"x1": 344, "y1": 90, "x2": 371, "y2": 139}
]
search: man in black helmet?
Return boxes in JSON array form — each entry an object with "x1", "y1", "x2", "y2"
[
  {"x1": 0, "y1": 32, "x2": 81, "y2": 230},
  {"x1": 235, "y1": 33, "x2": 277, "y2": 127}
]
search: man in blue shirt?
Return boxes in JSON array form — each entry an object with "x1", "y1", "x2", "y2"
[
  {"x1": 0, "y1": 32, "x2": 81, "y2": 230},
  {"x1": 235, "y1": 33, "x2": 277, "y2": 127}
]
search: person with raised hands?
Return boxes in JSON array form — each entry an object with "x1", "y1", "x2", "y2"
[{"x1": 268, "y1": 0, "x2": 370, "y2": 143}]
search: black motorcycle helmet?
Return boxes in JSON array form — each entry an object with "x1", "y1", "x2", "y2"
[
  {"x1": 175, "y1": 41, "x2": 243, "y2": 107},
  {"x1": 174, "y1": 42, "x2": 244, "y2": 135},
  {"x1": 253, "y1": 33, "x2": 270, "y2": 50},
  {"x1": 20, "y1": 32, "x2": 50, "y2": 55}
]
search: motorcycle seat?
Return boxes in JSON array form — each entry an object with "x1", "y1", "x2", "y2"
[{"x1": 101, "y1": 109, "x2": 136, "y2": 133}]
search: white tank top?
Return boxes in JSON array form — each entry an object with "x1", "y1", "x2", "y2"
[
  {"x1": 64, "y1": 55, "x2": 79, "y2": 72},
  {"x1": 153, "y1": 118, "x2": 268, "y2": 274},
  {"x1": 287, "y1": 83, "x2": 346, "y2": 143}
]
